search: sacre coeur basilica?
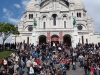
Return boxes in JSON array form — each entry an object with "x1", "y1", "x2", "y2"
[{"x1": 12, "y1": 0, "x2": 100, "y2": 47}]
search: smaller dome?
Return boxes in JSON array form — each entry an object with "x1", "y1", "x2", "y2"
[
  {"x1": 26, "y1": 0, "x2": 39, "y2": 11},
  {"x1": 35, "y1": 0, "x2": 40, "y2": 4},
  {"x1": 74, "y1": 0, "x2": 85, "y2": 9},
  {"x1": 69, "y1": 0, "x2": 75, "y2": 3}
]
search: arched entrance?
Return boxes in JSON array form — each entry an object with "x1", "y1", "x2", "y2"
[
  {"x1": 39, "y1": 35, "x2": 46, "y2": 44},
  {"x1": 63, "y1": 34, "x2": 71, "y2": 47},
  {"x1": 51, "y1": 35, "x2": 59, "y2": 46}
]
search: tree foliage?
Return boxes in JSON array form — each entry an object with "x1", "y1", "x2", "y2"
[{"x1": 0, "y1": 22, "x2": 19, "y2": 45}]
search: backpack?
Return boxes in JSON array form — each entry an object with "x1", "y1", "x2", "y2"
[{"x1": 62, "y1": 69, "x2": 66, "y2": 75}]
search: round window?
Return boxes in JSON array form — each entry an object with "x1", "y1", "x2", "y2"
[
  {"x1": 77, "y1": 25, "x2": 83, "y2": 30},
  {"x1": 28, "y1": 26, "x2": 33, "y2": 31}
]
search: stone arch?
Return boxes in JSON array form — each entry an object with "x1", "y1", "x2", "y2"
[
  {"x1": 51, "y1": 35, "x2": 59, "y2": 41},
  {"x1": 38, "y1": 35, "x2": 47, "y2": 44},
  {"x1": 52, "y1": 14, "x2": 57, "y2": 26},
  {"x1": 52, "y1": 14, "x2": 58, "y2": 17},
  {"x1": 41, "y1": 14, "x2": 48, "y2": 19},
  {"x1": 63, "y1": 34, "x2": 72, "y2": 47},
  {"x1": 51, "y1": 35, "x2": 59, "y2": 46},
  {"x1": 24, "y1": 25, "x2": 33, "y2": 31},
  {"x1": 62, "y1": 14, "x2": 68, "y2": 18},
  {"x1": 77, "y1": 24, "x2": 86, "y2": 28}
]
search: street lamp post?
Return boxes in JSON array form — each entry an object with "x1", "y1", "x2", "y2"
[{"x1": 15, "y1": 25, "x2": 18, "y2": 49}]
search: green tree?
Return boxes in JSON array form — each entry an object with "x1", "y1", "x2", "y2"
[{"x1": 0, "y1": 22, "x2": 19, "y2": 49}]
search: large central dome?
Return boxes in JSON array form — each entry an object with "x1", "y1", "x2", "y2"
[{"x1": 40, "y1": 0, "x2": 69, "y2": 7}]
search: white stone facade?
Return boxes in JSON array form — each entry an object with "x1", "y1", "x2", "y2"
[{"x1": 12, "y1": 0, "x2": 100, "y2": 47}]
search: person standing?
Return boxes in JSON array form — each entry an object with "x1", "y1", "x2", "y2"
[
  {"x1": 62, "y1": 67, "x2": 67, "y2": 75},
  {"x1": 78, "y1": 54, "x2": 84, "y2": 68},
  {"x1": 29, "y1": 64, "x2": 34, "y2": 75},
  {"x1": 95, "y1": 65, "x2": 100, "y2": 75},
  {"x1": 26, "y1": 58, "x2": 32, "y2": 75},
  {"x1": 72, "y1": 56, "x2": 76, "y2": 70},
  {"x1": 90, "y1": 64, "x2": 94, "y2": 75}
]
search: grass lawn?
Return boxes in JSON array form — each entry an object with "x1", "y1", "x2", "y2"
[{"x1": 0, "y1": 50, "x2": 14, "y2": 60}]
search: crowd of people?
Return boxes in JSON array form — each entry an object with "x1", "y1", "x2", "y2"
[
  {"x1": 0, "y1": 42, "x2": 100, "y2": 75},
  {"x1": 0, "y1": 43, "x2": 17, "y2": 50}
]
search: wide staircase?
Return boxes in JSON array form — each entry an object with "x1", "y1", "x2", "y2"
[{"x1": 23, "y1": 49, "x2": 85, "y2": 75}]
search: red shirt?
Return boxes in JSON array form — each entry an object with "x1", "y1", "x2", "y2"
[
  {"x1": 90, "y1": 66, "x2": 94, "y2": 73},
  {"x1": 66, "y1": 59, "x2": 70, "y2": 63},
  {"x1": 60, "y1": 59, "x2": 66, "y2": 64},
  {"x1": 53, "y1": 55, "x2": 57, "y2": 59},
  {"x1": 35, "y1": 58, "x2": 40, "y2": 64}
]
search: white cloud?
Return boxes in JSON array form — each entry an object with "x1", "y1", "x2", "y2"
[
  {"x1": 3, "y1": 8, "x2": 7, "y2": 13},
  {"x1": 3, "y1": 8, "x2": 19, "y2": 24},
  {"x1": 22, "y1": 0, "x2": 29, "y2": 7},
  {"x1": 8, "y1": 17, "x2": 19, "y2": 24},
  {"x1": 14, "y1": 4, "x2": 21, "y2": 8}
]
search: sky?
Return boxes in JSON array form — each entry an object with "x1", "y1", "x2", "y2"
[{"x1": 0, "y1": 0, "x2": 100, "y2": 43}]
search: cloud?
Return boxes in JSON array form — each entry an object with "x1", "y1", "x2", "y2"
[
  {"x1": 3, "y1": 8, "x2": 7, "y2": 12},
  {"x1": 21, "y1": 0, "x2": 29, "y2": 7},
  {"x1": 3, "y1": 8, "x2": 19, "y2": 24},
  {"x1": 8, "y1": 17, "x2": 19, "y2": 24},
  {"x1": 14, "y1": 4, "x2": 21, "y2": 8}
]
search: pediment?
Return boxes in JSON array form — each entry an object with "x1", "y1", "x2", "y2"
[{"x1": 40, "y1": 1, "x2": 69, "y2": 12}]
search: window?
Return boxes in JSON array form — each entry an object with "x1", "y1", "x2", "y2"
[
  {"x1": 64, "y1": 21, "x2": 66, "y2": 28},
  {"x1": 77, "y1": 13, "x2": 81, "y2": 17},
  {"x1": 72, "y1": 13, "x2": 73, "y2": 16},
  {"x1": 77, "y1": 13, "x2": 79, "y2": 17},
  {"x1": 43, "y1": 22, "x2": 45, "y2": 29},
  {"x1": 79, "y1": 13, "x2": 81, "y2": 17},
  {"x1": 27, "y1": 37, "x2": 29, "y2": 44},
  {"x1": 28, "y1": 26, "x2": 33, "y2": 32},
  {"x1": 82, "y1": 36, "x2": 84, "y2": 44},
  {"x1": 29, "y1": 14, "x2": 33, "y2": 19},
  {"x1": 52, "y1": 14, "x2": 57, "y2": 26}
]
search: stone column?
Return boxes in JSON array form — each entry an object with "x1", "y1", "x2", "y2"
[
  {"x1": 59, "y1": 31, "x2": 63, "y2": 44},
  {"x1": 47, "y1": 31, "x2": 50, "y2": 45},
  {"x1": 72, "y1": 26, "x2": 79, "y2": 48}
]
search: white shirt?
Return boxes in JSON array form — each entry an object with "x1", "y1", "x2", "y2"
[
  {"x1": 29, "y1": 67, "x2": 34, "y2": 74},
  {"x1": 73, "y1": 53, "x2": 77, "y2": 56},
  {"x1": 33, "y1": 61, "x2": 37, "y2": 67},
  {"x1": 3, "y1": 59, "x2": 7, "y2": 65},
  {"x1": 79, "y1": 55, "x2": 83, "y2": 59},
  {"x1": 26, "y1": 60, "x2": 32, "y2": 67},
  {"x1": 78, "y1": 55, "x2": 84, "y2": 61},
  {"x1": 15, "y1": 56, "x2": 19, "y2": 61}
]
